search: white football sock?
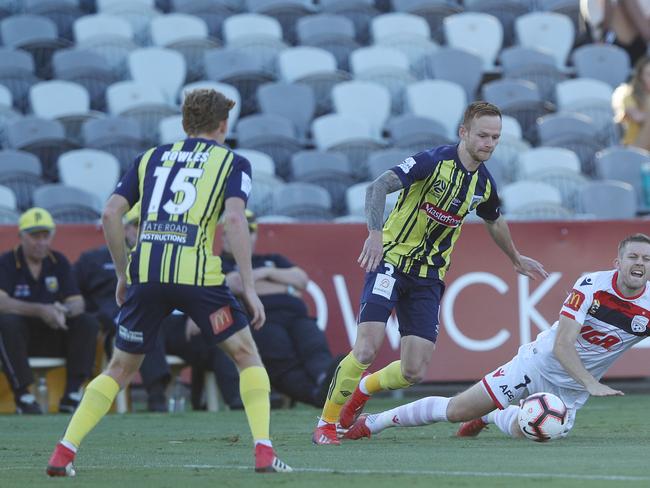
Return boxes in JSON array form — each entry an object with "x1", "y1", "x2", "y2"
[
  {"x1": 491, "y1": 405, "x2": 520, "y2": 437},
  {"x1": 365, "y1": 396, "x2": 450, "y2": 434}
]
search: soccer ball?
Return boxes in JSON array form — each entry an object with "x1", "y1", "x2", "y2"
[{"x1": 517, "y1": 392, "x2": 567, "y2": 442}]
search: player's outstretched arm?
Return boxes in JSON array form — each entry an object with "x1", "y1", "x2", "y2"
[
  {"x1": 553, "y1": 315, "x2": 624, "y2": 397},
  {"x1": 223, "y1": 197, "x2": 265, "y2": 330},
  {"x1": 358, "y1": 171, "x2": 404, "y2": 272},
  {"x1": 483, "y1": 215, "x2": 548, "y2": 280}
]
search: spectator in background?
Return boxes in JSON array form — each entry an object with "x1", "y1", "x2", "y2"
[
  {"x1": 0, "y1": 208, "x2": 100, "y2": 414},
  {"x1": 613, "y1": 56, "x2": 650, "y2": 151},
  {"x1": 75, "y1": 210, "x2": 242, "y2": 412},
  {"x1": 221, "y1": 211, "x2": 340, "y2": 408},
  {"x1": 581, "y1": 0, "x2": 650, "y2": 65}
]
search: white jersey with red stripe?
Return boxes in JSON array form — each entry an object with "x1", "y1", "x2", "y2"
[{"x1": 529, "y1": 269, "x2": 650, "y2": 390}]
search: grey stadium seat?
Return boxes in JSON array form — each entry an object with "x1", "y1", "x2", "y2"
[
  {"x1": 595, "y1": 146, "x2": 650, "y2": 210},
  {"x1": 572, "y1": 43, "x2": 631, "y2": 89},
  {"x1": 33, "y1": 183, "x2": 101, "y2": 223},
  {"x1": 579, "y1": 180, "x2": 637, "y2": 219},
  {"x1": 0, "y1": 149, "x2": 44, "y2": 210},
  {"x1": 256, "y1": 82, "x2": 315, "y2": 141},
  {"x1": 0, "y1": 48, "x2": 40, "y2": 113},
  {"x1": 272, "y1": 181, "x2": 333, "y2": 221},
  {"x1": 366, "y1": 148, "x2": 412, "y2": 180},
  {"x1": 82, "y1": 116, "x2": 148, "y2": 173},
  {"x1": 296, "y1": 14, "x2": 358, "y2": 71}
]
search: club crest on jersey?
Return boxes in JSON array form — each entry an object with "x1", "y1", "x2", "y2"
[
  {"x1": 631, "y1": 315, "x2": 649, "y2": 333},
  {"x1": 419, "y1": 202, "x2": 461, "y2": 227},
  {"x1": 469, "y1": 194, "x2": 483, "y2": 211},
  {"x1": 432, "y1": 179, "x2": 447, "y2": 194},
  {"x1": 45, "y1": 276, "x2": 59, "y2": 293},
  {"x1": 588, "y1": 299, "x2": 600, "y2": 315}
]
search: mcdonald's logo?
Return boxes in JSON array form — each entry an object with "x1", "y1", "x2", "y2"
[
  {"x1": 563, "y1": 289, "x2": 585, "y2": 312},
  {"x1": 210, "y1": 305, "x2": 234, "y2": 335}
]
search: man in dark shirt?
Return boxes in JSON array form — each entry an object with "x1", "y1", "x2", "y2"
[
  {"x1": 221, "y1": 211, "x2": 338, "y2": 407},
  {"x1": 0, "y1": 208, "x2": 100, "y2": 414}
]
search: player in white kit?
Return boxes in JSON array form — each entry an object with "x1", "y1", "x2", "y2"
[{"x1": 344, "y1": 233, "x2": 650, "y2": 440}]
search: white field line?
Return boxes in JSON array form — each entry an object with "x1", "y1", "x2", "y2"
[{"x1": 2, "y1": 464, "x2": 649, "y2": 482}]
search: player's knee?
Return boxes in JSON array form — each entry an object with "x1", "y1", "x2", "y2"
[
  {"x1": 228, "y1": 342, "x2": 260, "y2": 368},
  {"x1": 352, "y1": 342, "x2": 379, "y2": 364},
  {"x1": 106, "y1": 357, "x2": 140, "y2": 387},
  {"x1": 400, "y1": 365, "x2": 424, "y2": 385}
]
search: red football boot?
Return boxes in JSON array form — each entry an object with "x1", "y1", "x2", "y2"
[
  {"x1": 343, "y1": 414, "x2": 372, "y2": 441},
  {"x1": 456, "y1": 418, "x2": 488, "y2": 437},
  {"x1": 254, "y1": 444, "x2": 293, "y2": 473},
  {"x1": 46, "y1": 443, "x2": 76, "y2": 477},
  {"x1": 339, "y1": 373, "x2": 371, "y2": 429},
  {"x1": 312, "y1": 422, "x2": 340, "y2": 445}
]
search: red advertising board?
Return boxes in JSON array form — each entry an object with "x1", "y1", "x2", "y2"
[{"x1": 1, "y1": 220, "x2": 649, "y2": 382}]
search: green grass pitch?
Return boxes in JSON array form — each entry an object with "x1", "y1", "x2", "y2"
[{"x1": 1, "y1": 395, "x2": 649, "y2": 488}]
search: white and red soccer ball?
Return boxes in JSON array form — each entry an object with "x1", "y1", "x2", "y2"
[{"x1": 517, "y1": 393, "x2": 567, "y2": 442}]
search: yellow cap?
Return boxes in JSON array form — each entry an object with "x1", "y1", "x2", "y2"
[{"x1": 19, "y1": 207, "x2": 55, "y2": 233}]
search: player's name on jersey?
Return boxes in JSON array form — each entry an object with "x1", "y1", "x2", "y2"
[
  {"x1": 161, "y1": 150, "x2": 210, "y2": 163},
  {"x1": 140, "y1": 221, "x2": 198, "y2": 246}
]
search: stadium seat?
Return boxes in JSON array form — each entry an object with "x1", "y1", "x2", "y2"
[
  {"x1": 150, "y1": 13, "x2": 219, "y2": 83},
  {"x1": 235, "y1": 148, "x2": 276, "y2": 176},
  {"x1": 204, "y1": 48, "x2": 276, "y2": 116},
  {"x1": 245, "y1": 0, "x2": 314, "y2": 46},
  {"x1": 0, "y1": 48, "x2": 39, "y2": 114},
  {"x1": 345, "y1": 180, "x2": 398, "y2": 219},
  {"x1": 23, "y1": 0, "x2": 84, "y2": 42},
  {"x1": 295, "y1": 14, "x2": 359, "y2": 72},
  {"x1": 332, "y1": 80, "x2": 391, "y2": 139},
  {"x1": 514, "y1": 12, "x2": 574, "y2": 71},
  {"x1": 82, "y1": 116, "x2": 147, "y2": 173},
  {"x1": 129, "y1": 47, "x2": 187, "y2": 104},
  {"x1": 499, "y1": 46, "x2": 566, "y2": 103},
  {"x1": 571, "y1": 43, "x2": 631, "y2": 89},
  {"x1": 529, "y1": 168, "x2": 588, "y2": 212},
  {"x1": 29, "y1": 80, "x2": 100, "y2": 144},
  {"x1": 385, "y1": 114, "x2": 452, "y2": 153},
  {"x1": 277, "y1": 46, "x2": 349, "y2": 116},
  {"x1": 579, "y1": 180, "x2": 637, "y2": 219},
  {"x1": 492, "y1": 134, "x2": 531, "y2": 183},
  {"x1": 222, "y1": 13, "x2": 287, "y2": 73},
  {"x1": 594, "y1": 146, "x2": 650, "y2": 210},
  {"x1": 418, "y1": 47, "x2": 482, "y2": 101},
  {"x1": 256, "y1": 82, "x2": 315, "y2": 140},
  {"x1": 272, "y1": 182, "x2": 333, "y2": 221},
  {"x1": 311, "y1": 113, "x2": 385, "y2": 180},
  {"x1": 247, "y1": 172, "x2": 284, "y2": 216},
  {"x1": 290, "y1": 150, "x2": 354, "y2": 215},
  {"x1": 0, "y1": 14, "x2": 70, "y2": 79},
  {"x1": 0, "y1": 184, "x2": 17, "y2": 211},
  {"x1": 237, "y1": 113, "x2": 302, "y2": 179},
  {"x1": 370, "y1": 12, "x2": 438, "y2": 71},
  {"x1": 443, "y1": 12, "x2": 502, "y2": 72},
  {"x1": 537, "y1": 112, "x2": 604, "y2": 175},
  {"x1": 158, "y1": 115, "x2": 185, "y2": 144},
  {"x1": 171, "y1": 0, "x2": 235, "y2": 40},
  {"x1": 0, "y1": 83, "x2": 21, "y2": 145},
  {"x1": 392, "y1": 0, "x2": 463, "y2": 44},
  {"x1": 33, "y1": 183, "x2": 102, "y2": 223},
  {"x1": 349, "y1": 45, "x2": 414, "y2": 113},
  {"x1": 366, "y1": 147, "x2": 412, "y2": 179},
  {"x1": 73, "y1": 13, "x2": 137, "y2": 78},
  {"x1": 500, "y1": 180, "x2": 572, "y2": 220},
  {"x1": 106, "y1": 80, "x2": 179, "y2": 146},
  {"x1": 319, "y1": 0, "x2": 380, "y2": 44},
  {"x1": 464, "y1": 0, "x2": 529, "y2": 47},
  {"x1": 517, "y1": 147, "x2": 581, "y2": 179},
  {"x1": 181, "y1": 80, "x2": 241, "y2": 138},
  {"x1": 405, "y1": 79, "x2": 466, "y2": 141},
  {"x1": 52, "y1": 48, "x2": 118, "y2": 112},
  {"x1": 57, "y1": 149, "x2": 120, "y2": 204},
  {"x1": 500, "y1": 115, "x2": 522, "y2": 140},
  {"x1": 0, "y1": 149, "x2": 44, "y2": 210},
  {"x1": 5, "y1": 117, "x2": 79, "y2": 182},
  {"x1": 96, "y1": 0, "x2": 161, "y2": 46}
]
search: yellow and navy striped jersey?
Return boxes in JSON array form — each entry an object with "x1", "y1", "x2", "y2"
[
  {"x1": 114, "y1": 137, "x2": 252, "y2": 286},
  {"x1": 383, "y1": 144, "x2": 500, "y2": 280}
]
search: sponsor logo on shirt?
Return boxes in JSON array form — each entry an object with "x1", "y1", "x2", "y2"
[
  {"x1": 241, "y1": 172, "x2": 252, "y2": 196},
  {"x1": 397, "y1": 157, "x2": 416, "y2": 174},
  {"x1": 139, "y1": 221, "x2": 198, "y2": 246},
  {"x1": 580, "y1": 277, "x2": 593, "y2": 286},
  {"x1": 563, "y1": 289, "x2": 585, "y2": 311},
  {"x1": 419, "y1": 202, "x2": 462, "y2": 227},
  {"x1": 14, "y1": 284, "x2": 30, "y2": 298},
  {"x1": 118, "y1": 325, "x2": 143, "y2": 343}
]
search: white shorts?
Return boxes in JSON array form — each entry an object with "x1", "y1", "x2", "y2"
[{"x1": 481, "y1": 343, "x2": 588, "y2": 433}]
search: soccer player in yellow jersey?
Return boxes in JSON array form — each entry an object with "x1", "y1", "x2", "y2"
[
  {"x1": 313, "y1": 101, "x2": 549, "y2": 445},
  {"x1": 46, "y1": 89, "x2": 292, "y2": 475}
]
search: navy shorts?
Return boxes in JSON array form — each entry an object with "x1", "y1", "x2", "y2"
[
  {"x1": 115, "y1": 283, "x2": 249, "y2": 354},
  {"x1": 358, "y1": 260, "x2": 445, "y2": 343}
]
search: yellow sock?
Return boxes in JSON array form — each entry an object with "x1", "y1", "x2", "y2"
[
  {"x1": 321, "y1": 353, "x2": 369, "y2": 423},
  {"x1": 239, "y1": 366, "x2": 271, "y2": 442},
  {"x1": 374, "y1": 360, "x2": 412, "y2": 392},
  {"x1": 62, "y1": 374, "x2": 119, "y2": 448}
]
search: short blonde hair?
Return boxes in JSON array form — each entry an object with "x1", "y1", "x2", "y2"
[{"x1": 182, "y1": 88, "x2": 235, "y2": 136}]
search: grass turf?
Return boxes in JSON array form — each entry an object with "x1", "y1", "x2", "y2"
[{"x1": 1, "y1": 395, "x2": 648, "y2": 487}]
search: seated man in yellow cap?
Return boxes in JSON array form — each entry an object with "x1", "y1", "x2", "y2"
[{"x1": 0, "y1": 207, "x2": 100, "y2": 414}]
